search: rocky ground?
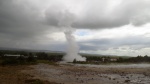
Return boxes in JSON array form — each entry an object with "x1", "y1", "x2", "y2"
[
  {"x1": 0, "y1": 65, "x2": 58, "y2": 84},
  {"x1": 23, "y1": 63, "x2": 150, "y2": 84}
]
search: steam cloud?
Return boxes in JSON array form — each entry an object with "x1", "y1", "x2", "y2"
[
  {"x1": 63, "y1": 30, "x2": 86, "y2": 62},
  {"x1": 50, "y1": 8, "x2": 86, "y2": 62}
]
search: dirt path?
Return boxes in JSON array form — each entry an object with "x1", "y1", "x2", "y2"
[{"x1": 24, "y1": 63, "x2": 150, "y2": 84}]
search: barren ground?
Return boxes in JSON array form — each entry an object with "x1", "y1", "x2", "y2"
[
  {"x1": 23, "y1": 63, "x2": 150, "y2": 84},
  {"x1": 0, "y1": 65, "x2": 58, "y2": 84}
]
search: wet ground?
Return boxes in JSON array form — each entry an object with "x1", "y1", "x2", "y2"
[
  {"x1": 75, "y1": 63, "x2": 150, "y2": 68},
  {"x1": 24, "y1": 63, "x2": 150, "y2": 84}
]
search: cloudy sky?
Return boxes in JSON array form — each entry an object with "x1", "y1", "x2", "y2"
[{"x1": 1, "y1": 0, "x2": 150, "y2": 56}]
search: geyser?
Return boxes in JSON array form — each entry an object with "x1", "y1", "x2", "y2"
[
  {"x1": 57, "y1": 10, "x2": 86, "y2": 62},
  {"x1": 46, "y1": 7, "x2": 86, "y2": 62},
  {"x1": 63, "y1": 30, "x2": 86, "y2": 62}
]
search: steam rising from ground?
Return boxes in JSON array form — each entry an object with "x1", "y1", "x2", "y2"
[
  {"x1": 63, "y1": 30, "x2": 86, "y2": 62},
  {"x1": 54, "y1": 9, "x2": 86, "y2": 62}
]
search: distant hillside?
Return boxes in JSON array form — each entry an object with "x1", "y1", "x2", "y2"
[
  {"x1": 0, "y1": 47, "x2": 133, "y2": 58},
  {"x1": 0, "y1": 47, "x2": 64, "y2": 53}
]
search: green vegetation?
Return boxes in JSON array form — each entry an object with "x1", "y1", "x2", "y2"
[
  {"x1": 0, "y1": 50, "x2": 64, "y2": 66},
  {"x1": 0, "y1": 57, "x2": 37, "y2": 65},
  {"x1": 73, "y1": 55, "x2": 150, "y2": 64},
  {"x1": 36, "y1": 52, "x2": 63, "y2": 61},
  {"x1": 0, "y1": 50, "x2": 32, "y2": 65},
  {"x1": 73, "y1": 59, "x2": 76, "y2": 63},
  {"x1": 117, "y1": 55, "x2": 150, "y2": 63},
  {"x1": 1, "y1": 50, "x2": 150, "y2": 65}
]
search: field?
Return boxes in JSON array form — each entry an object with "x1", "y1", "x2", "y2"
[
  {"x1": 1, "y1": 50, "x2": 150, "y2": 84},
  {"x1": 0, "y1": 62, "x2": 150, "y2": 84},
  {"x1": 0, "y1": 65, "x2": 58, "y2": 84},
  {"x1": 23, "y1": 63, "x2": 150, "y2": 84}
]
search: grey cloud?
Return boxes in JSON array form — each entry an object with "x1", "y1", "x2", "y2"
[
  {"x1": 1, "y1": 0, "x2": 150, "y2": 33},
  {"x1": 0, "y1": 0, "x2": 55, "y2": 48},
  {"x1": 48, "y1": 43, "x2": 66, "y2": 51},
  {"x1": 0, "y1": 0, "x2": 39, "y2": 33},
  {"x1": 45, "y1": 5, "x2": 76, "y2": 27},
  {"x1": 41, "y1": 0, "x2": 150, "y2": 28},
  {"x1": 1, "y1": 0, "x2": 150, "y2": 32},
  {"x1": 78, "y1": 36, "x2": 150, "y2": 51},
  {"x1": 78, "y1": 38, "x2": 112, "y2": 51},
  {"x1": 79, "y1": 44, "x2": 109, "y2": 51},
  {"x1": 1, "y1": 0, "x2": 150, "y2": 51},
  {"x1": 0, "y1": 0, "x2": 38, "y2": 27},
  {"x1": 73, "y1": 0, "x2": 150, "y2": 28}
]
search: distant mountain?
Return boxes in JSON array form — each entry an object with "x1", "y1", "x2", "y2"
[
  {"x1": 80, "y1": 53, "x2": 116, "y2": 56},
  {"x1": 0, "y1": 47, "x2": 64, "y2": 53},
  {"x1": 0, "y1": 47, "x2": 133, "y2": 57},
  {"x1": 0, "y1": 47, "x2": 21, "y2": 50}
]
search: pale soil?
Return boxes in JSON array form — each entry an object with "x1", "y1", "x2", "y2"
[{"x1": 23, "y1": 63, "x2": 150, "y2": 84}]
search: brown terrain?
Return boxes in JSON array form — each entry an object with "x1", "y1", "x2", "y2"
[
  {"x1": 24, "y1": 63, "x2": 150, "y2": 84},
  {"x1": 0, "y1": 65, "x2": 58, "y2": 84},
  {"x1": 1, "y1": 63, "x2": 150, "y2": 84}
]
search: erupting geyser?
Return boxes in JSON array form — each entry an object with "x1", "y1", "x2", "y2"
[
  {"x1": 46, "y1": 7, "x2": 86, "y2": 62},
  {"x1": 57, "y1": 10, "x2": 86, "y2": 62},
  {"x1": 63, "y1": 30, "x2": 86, "y2": 62}
]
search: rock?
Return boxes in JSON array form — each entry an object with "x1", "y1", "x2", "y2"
[{"x1": 125, "y1": 79, "x2": 130, "y2": 83}]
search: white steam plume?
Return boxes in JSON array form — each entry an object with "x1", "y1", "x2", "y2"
[
  {"x1": 58, "y1": 10, "x2": 86, "y2": 62},
  {"x1": 63, "y1": 30, "x2": 86, "y2": 62}
]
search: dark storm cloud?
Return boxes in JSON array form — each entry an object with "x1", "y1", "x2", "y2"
[
  {"x1": 0, "y1": 0, "x2": 43, "y2": 37},
  {"x1": 0, "y1": 0, "x2": 53, "y2": 48}
]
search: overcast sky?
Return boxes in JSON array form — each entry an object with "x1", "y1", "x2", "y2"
[{"x1": 1, "y1": 0, "x2": 150, "y2": 56}]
